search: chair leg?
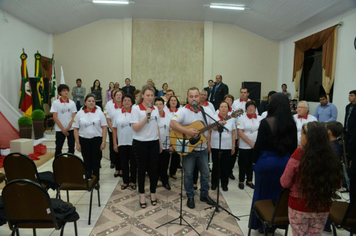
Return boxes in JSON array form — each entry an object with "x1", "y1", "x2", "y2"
[
  {"x1": 60, "y1": 225, "x2": 64, "y2": 236},
  {"x1": 97, "y1": 186, "x2": 101, "y2": 207},
  {"x1": 33, "y1": 228, "x2": 36, "y2": 236},
  {"x1": 331, "y1": 223, "x2": 337, "y2": 236},
  {"x1": 74, "y1": 221, "x2": 78, "y2": 236},
  {"x1": 66, "y1": 190, "x2": 70, "y2": 202},
  {"x1": 285, "y1": 225, "x2": 289, "y2": 236},
  {"x1": 88, "y1": 189, "x2": 94, "y2": 225}
]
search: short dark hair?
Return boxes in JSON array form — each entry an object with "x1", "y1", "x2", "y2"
[
  {"x1": 350, "y1": 90, "x2": 356, "y2": 96},
  {"x1": 219, "y1": 101, "x2": 230, "y2": 110},
  {"x1": 326, "y1": 121, "x2": 343, "y2": 138},
  {"x1": 155, "y1": 97, "x2": 165, "y2": 105},
  {"x1": 268, "y1": 91, "x2": 277, "y2": 97},
  {"x1": 282, "y1": 83, "x2": 287, "y2": 87},
  {"x1": 224, "y1": 94, "x2": 235, "y2": 101},
  {"x1": 208, "y1": 79, "x2": 214, "y2": 83},
  {"x1": 122, "y1": 93, "x2": 134, "y2": 105},
  {"x1": 57, "y1": 84, "x2": 69, "y2": 94},
  {"x1": 319, "y1": 94, "x2": 327, "y2": 99},
  {"x1": 76, "y1": 78, "x2": 82, "y2": 82},
  {"x1": 240, "y1": 87, "x2": 249, "y2": 93},
  {"x1": 245, "y1": 100, "x2": 256, "y2": 109},
  {"x1": 166, "y1": 89, "x2": 175, "y2": 95}
]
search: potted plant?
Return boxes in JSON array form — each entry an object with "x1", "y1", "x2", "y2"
[
  {"x1": 31, "y1": 109, "x2": 46, "y2": 139},
  {"x1": 18, "y1": 116, "x2": 33, "y2": 139}
]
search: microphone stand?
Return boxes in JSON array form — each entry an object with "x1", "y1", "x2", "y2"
[
  {"x1": 197, "y1": 106, "x2": 240, "y2": 230},
  {"x1": 156, "y1": 134, "x2": 201, "y2": 236}
]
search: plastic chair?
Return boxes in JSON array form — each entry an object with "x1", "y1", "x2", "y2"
[
  {"x1": 53, "y1": 153, "x2": 100, "y2": 225},
  {"x1": 3, "y1": 152, "x2": 55, "y2": 190},
  {"x1": 329, "y1": 200, "x2": 356, "y2": 235},
  {"x1": 2, "y1": 179, "x2": 78, "y2": 236},
  {"x1": 248, "y1": 188, "x2": 290, "y2": 236}
]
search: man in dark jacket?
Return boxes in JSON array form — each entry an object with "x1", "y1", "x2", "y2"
[
  {"x1": 209, "y1": 75, "x2": 229, "y2": 110},
  {"x1": 121, "y1": 78, "x2": 136, "y2": 96}
]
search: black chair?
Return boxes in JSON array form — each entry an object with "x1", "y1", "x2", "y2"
[
  {"x1": 329, "y1": 200, "x2": 356, "y2": 236},
  {"x1": 248, "y1": 188, "x2": 290, "y2": 236},
  {"x1": 3, "y1": 152, "x2": 56, "y2": 190},
  {"x1": 2, "y1": 179, "x2": 78, "y2": 236},
  {"x1": 53, "y1": 153, "x2": 100, "y2": 225}
]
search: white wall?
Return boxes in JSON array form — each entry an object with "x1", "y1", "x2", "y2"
[
  {"x1": 0, "y1": 11, "x2": 52, "y2": 128},
  {"x1": 278, "y1": 8, "x2": 356, "y2": 122}
]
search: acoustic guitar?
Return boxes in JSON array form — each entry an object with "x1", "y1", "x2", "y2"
[{"x1": 170, "y1": 109, "x2": 243, "y2": 155}]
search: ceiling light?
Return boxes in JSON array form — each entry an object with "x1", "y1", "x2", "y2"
[
  {"x1": 92, "y1": 0, "x2": 129, "y2": 4},
  {"x1": 208, "y1": 4, "x2": 246, "y2": 10}
]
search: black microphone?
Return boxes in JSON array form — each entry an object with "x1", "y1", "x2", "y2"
[
  {"x1": 147, "y1": 103, "x2": 152, "y2": 120},
  {"x1": 191, "y1": 101, "x2": 199, "y2": 113}
]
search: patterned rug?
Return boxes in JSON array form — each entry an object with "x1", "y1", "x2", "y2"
[{"x1": 91, "y1": 172, "x2": 243, "y2": 236}]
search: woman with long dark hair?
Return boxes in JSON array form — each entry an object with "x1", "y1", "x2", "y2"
[
  {"x1": 73, "y1": 94, "x2": 107, "y2": 181},
  {"x1": 131, "y1": 85, "x2": 161, "y2": 208},
  {"x1": 91, "y1": 79, "x2": 103, "y2": 110},
  {"x1": 281, "y1": 122, "x2": 342, "y2": 235},
  {"x1": 249, "y1": 93, "x2": 298, "y2": 232}
]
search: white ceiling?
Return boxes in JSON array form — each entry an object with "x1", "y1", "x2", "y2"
[{"x1": 1, "y1": 0, "x2": 355, "y2": 41}]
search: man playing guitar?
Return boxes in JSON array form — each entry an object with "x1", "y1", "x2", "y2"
[{"x1": 170, "y1": 87, "x2": 216, "y2": 209}]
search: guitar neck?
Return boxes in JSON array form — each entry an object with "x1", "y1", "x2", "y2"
[{"x1": 198, "y1": 115, "x2": 231, "y2": 134}]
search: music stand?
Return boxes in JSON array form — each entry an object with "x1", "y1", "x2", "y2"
[
  {"x1": 197, "y1": 108, "x2": 240, "y2": 230},
  {"x1": 156, "y1": 134, "x2": 202, "y2": 235}
]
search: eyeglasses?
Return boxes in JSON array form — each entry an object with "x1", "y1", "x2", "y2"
[{"x1": 297, "y1": 106, "x2": 306, "y2": 109}]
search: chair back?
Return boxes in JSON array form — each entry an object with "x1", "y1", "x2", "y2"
[
  {"x1": 4, "y1": 152, "x2": 41, "y2": 184},
  {"x1": 271, "y1": 188, "x2": 290, "y2": 225},
  {"x1": 53, "y1": 153, "x2": 88, "y2": 189},
  {"x1": 342, "y1": 201, "x2": 356, "y2": 227},
  {"x1": 43, "y1": 103, "x2": 51, "y2": 116},
  {"x1": 2, "y1": 179, "x2": 60, "y2": 230}
]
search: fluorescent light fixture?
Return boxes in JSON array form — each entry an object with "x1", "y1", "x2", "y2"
[
  {"x1": 93, "y1": 0, "x2": 129, "y2": 4},
  {"x1": 209, "y1": 4, "x2": 246, "y2": 10}
]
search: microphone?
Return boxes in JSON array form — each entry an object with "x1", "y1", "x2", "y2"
[
  {"x1": 147, "y1": 103, "x2": 152, "y2": 120},
  {"x1": 191, "y1": 101, "x2": 199, "y2": 113}
]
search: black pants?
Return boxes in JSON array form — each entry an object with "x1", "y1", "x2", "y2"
[
  {"x1": 211, "y1": 149, "x2": 230, "y2": 187},
  {"x1": 345, "y1": 131, "x2": 356, "y2": 202},
  {"x1": 76, "y1": 101, "x2": 82, "y2": 112},
  {"x1": 133, "y1": 139, "x2": 159, "y2": 194},
  {"x1": 95, "y1": 101, "x2": 102, "y2": 110},
  {"x1": 55, "y1": 130, "x2": 75, "y2": 157},
  {"x1": 108, "y1": 130, "x2": 117, "y2": 166},
  {"x1": 230, "y1": 139, "x2": 238, "y2": 175},
  {"x1": 120, "y1": 145, "x2": 136, "y2": 184},
  {"x1": 238, "y1": 149, "x2": 254, "y2": 182},
  {"x1": 158, "y1": 150, "x2": 171, "y2": 185},
  {"x1": 80, "y1": 136, "x2": 102, "y2": 180},
  {"x1": 169, "y1": 152, "x2": 181, "y2": 176}
]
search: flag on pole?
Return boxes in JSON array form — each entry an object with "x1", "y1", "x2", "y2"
[
  {"x1": 60, "y1": 65, "x2": 65, "y2": 84},
  {"x1": 34, "y1": 52, "x2": 46, "y2": 109},
  {"x1": 49, "y1": 57, "x2": 57, "y2": 100},
  {"x1": 18, "y1": 51, "x2": 32, "y2": 117}
]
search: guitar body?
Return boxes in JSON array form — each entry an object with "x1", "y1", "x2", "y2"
[{"x1": 169, "y1": 121, "x2": 207, "y2": 155}]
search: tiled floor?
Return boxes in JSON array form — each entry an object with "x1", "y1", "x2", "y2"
[{"x1": 0, "y1": 153, "x2": 351, "y2": 236}]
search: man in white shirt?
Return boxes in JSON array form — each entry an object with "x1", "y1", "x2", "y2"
[
  {"x1": 170, "y1": 87, "x2": 216, "y2": 209},
  {"x1": 51, "y1": 84, "x2": 77, "y2": 157},
  {"x1": 232, "y1": 87, "x2": 258, "y2": 114},
  {"x1": 199, "y1": 90, "x2": 215, "y2": 113}
]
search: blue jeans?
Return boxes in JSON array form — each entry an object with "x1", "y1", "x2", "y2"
[{"x1": 183, "y1": 149, "x2": 209, "y2": 198}]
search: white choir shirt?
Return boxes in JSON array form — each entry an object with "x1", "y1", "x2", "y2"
[
  {"x1": 106, "y1": 101, "x2": 122, "y2": 132},
  {"x1": 164, "y1": 106, "x2": 181, "y2": 116},
  {"x1": 158, "y1": 111, "x2": 173, "y2": 150},
  {"x1": 112, "y1": 108, "x2": 134, "y2": 146},
  {"x1": 293, "y1": 113, "x2": 317, "y2": 145},
  {"x1": 261, "y1": 111, "x2": 267, "y2": 119},
  {"x1": 103, "y1": 100, "x2": 115, "y2": 116},
  {"x1": 73, "y1": 108, "x2": 107, "y2": 138},
  {"x1": 171, "y1": 104, "x2": 214, "y2": 150},
  {"x1": 237, "y1": 113, "x2": 262, "y2": 149},
  {"x1": 50, "y1": 98, "x2": 77, "y2": 132},
  {"x1": 215, "y1": 107, "x2": 239, "y2": 139},
  {"x1": 130, "y1": 103, "x2": 160, "y2": 141},
  {"x1": 210, "y1": 113, "x2": 236, "y2": 150},
  {"x1": 232, "y1": 98, "x2": 259, "y2": 114},
  {"x1": 200, "y1": 101, "x2": 215, "y2": 113}
]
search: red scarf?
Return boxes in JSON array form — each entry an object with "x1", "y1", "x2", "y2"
[
  {"x1": 246, "y1": 113, "x2": 257, "y2": 119},
  {"x1": 60, "y1": 98, "x2": 69, "y2": 103},
  {"x1": 84, "y1": 108, "x2": 96, "y2": 113}
]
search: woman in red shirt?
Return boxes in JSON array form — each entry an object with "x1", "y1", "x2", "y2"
[{"x1": 281, "y1": 122, "x2": 342, "y2": 235}]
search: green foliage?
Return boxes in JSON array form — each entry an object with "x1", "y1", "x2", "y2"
[
  {"x1": 31, "y1": 109, "x2": 46, "y2": 120},
  {"x1": 18, "y1": 116, "x2": 33, "y2": 126}
]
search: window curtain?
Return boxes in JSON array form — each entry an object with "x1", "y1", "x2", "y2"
[{"x1": 292, "y1": 24, "x2": 339, "y2": 100}]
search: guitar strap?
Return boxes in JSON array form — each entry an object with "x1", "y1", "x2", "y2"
[{"x1": 199, "y1": 106, "x2": 209, "y2": 126}]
